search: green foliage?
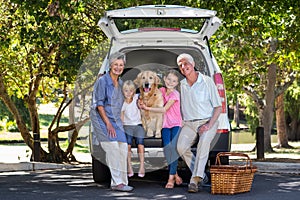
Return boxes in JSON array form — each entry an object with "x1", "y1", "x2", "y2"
[
  {"x1": 0, "y1": 0, "x2": 299, "y2": 155},
  {"x1": 39, "y1": 114, "x2": 69, "y2": 127},
  {"x1": 212, "y1": 0, "x2": 300, "y2": 93},
  {"x1": 0, "y1": 97, "x2": 31, "y2": 127},
  {"x1": 6, "y1": 121, "x2": 19, "y2": 132},
  {"x1": 285, "y1": 80, "x2": 300, "y2": 120},
  {"x1": 243, "y1": 97, "x2": 259, "y2": 134}
]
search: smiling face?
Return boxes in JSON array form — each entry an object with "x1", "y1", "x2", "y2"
[
  {"x1": 163, "y1": 73, "x2": 179, "y2": 90},
  {"x1": 123, "y1": 87, "x2": 135, "y2": 99},
  {"x1": 110, "y1": 59, "x2": 125, "y2": 77},
  {"x1": 134, "y1": 71, "x2": 161, "y2": 93},
  {"x1": 177, "y1": 58, "x2": 195, "y2": 77}
]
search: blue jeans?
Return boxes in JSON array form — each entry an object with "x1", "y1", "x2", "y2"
[{"x1": 162, "y1": 126, "x2": 180, "y2": 175}]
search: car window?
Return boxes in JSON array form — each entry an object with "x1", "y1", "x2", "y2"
[
  {"x1": 120, "y1": 48, "x2": 209, "y2": 82},
  {"x1": 114, "y1": 18, "x2": 206, "y2": 34}
]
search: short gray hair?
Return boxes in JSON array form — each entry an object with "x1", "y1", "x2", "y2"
[
  {"x1": 176, "y1": 53, "x2": 194, "y2": 66},
  {"x1": 109, "y1": 52, "x2": 126, "y2": 66}
]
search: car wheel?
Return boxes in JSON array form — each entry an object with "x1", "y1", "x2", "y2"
[{"x1": 92, "y1": 156, "x2": 111, "y2": 183}]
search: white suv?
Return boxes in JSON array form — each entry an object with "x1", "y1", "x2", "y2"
[{"x1": 90, "y1": 5, "x2": 231, "y2": 183}]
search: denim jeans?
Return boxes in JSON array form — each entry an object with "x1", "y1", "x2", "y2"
[{"x1": 162, "y1": 126, "x2": 181, "y2": 175}]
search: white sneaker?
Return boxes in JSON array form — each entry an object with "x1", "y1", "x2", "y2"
[{"x1": 111, "y1": 184, "x2": 134, "y2": 192}]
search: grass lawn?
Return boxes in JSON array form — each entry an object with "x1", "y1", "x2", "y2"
[
  {"x1": 0, "y1": 104, "x2": 90, "y2": 154},
  {"x1": 231, "y1": 130, "x2": 278, "y2": 144}
]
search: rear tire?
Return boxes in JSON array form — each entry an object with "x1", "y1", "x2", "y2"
[{"x1": 92, "y1": 156, "x2": 111, "y2": 183}]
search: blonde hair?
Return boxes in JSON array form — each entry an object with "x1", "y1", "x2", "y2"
[{"x1": 122, "y1": 80, "x2": 136, "y2": 93}]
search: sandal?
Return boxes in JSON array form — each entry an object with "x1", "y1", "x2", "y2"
[
  {"x1": 128, "y1": 172, "x2": 134, "y2": 177},
  {"x1": 175, "y1": 174, "x2": 183, "y2": 185},
  {"x1": 165, "y1": 179, "x2": 175, "y2": 189},
  {"x1": 128, "y1": 165, "x2": 134, "y2": 177},
  {"x1": 138, "y1": 168, "x2": 145, "y2": 178}
]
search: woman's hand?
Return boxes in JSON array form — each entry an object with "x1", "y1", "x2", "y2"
[{"x1": 106, "y1": 122, "x2": 116, "y2": 138}]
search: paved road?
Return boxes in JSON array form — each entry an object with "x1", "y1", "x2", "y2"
[{"x1": 1, "y1": 167, "x2": 300, "y2": 200}]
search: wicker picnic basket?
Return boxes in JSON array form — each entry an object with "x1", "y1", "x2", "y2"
[{"x1": 210, "y1": 152, "x2": 257, "y2": 195}]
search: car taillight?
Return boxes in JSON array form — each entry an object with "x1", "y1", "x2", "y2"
[
  {"x1": 216, "y1": 129, "x2": 229, "y2": 134},
  {"x1": 214, "y1": 73, "x2": 229, "y2": 134},
  {"x1": 214, "y1": 73, "x2": 227, "y2": 113}
]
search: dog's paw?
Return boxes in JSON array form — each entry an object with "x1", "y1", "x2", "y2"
[
  {"x1": 154, "y1": 132, "x2": 161, "y2": 138},
  {"x1": 146, "y1": 131, "x2": 154, "y2": 138}
]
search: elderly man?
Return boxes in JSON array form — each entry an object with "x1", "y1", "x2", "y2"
[{"x1": 176, "y1": 53, "x2": 222, "y2": 193}]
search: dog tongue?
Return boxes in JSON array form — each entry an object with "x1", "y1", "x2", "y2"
[{"x1": 144, "y1": 88, "x2": 150, "y2": 92}]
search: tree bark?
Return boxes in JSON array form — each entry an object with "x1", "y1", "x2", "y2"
[
  {"x1": 287, "y1": 118, "x2": 300, "y2": 141},
  {"x1": 68, "y1": 96, "x2": 75, "y2": 143},
  {"x1": 275, "y1": 93, "x2": 291, "y2": 148},
  {"x1": 233, "y1": 96, "x2": 240, "y2": 128},
  {"x1": 0, "y1": 75, "x2": 32, "y2": 147},
  {"x1": 263, "y1": 62, "x2": 276, "y2": 152}
]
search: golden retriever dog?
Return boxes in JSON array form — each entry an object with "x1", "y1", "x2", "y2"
[{"x1": 134, "y1": 70, "x2": 164, "y2": 138}]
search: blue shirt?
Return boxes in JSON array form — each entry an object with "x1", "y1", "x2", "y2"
[{"x1": 90, "y1": 73, "x2": 126, "y2": 143}]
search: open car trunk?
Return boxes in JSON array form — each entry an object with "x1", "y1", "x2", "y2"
[{"x1": 121, "y1": 47, "x2": 210, "y2": 83}]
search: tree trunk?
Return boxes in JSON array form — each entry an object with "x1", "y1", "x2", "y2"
[
  {"x1": 68, "y1": 96, "x2": 75, "y2": 143},
  {"x1": 233, "y1": 96, "x2": 240, "y2": 128},
  {"x1": 47, "y1": 116, "x2": 89, "y2": 163},
  {"x1": 66, "y1": 118, "x2": 90, "y2": 155},
  {"x1": 48, "y1": 129, "x2": 62, "y2": 162},
  {"x1": 0, "y1": 74, "x2": 48, "y2": 160},
  {"x1": 287, "y1": 118, "x2": 300, "y2": 141},
  {"x1": 263, "y1": 62, "x2": 277, "y2": 152},
  {"x1": 275, "y1": 93, "x2": 290, "y2": 148}
]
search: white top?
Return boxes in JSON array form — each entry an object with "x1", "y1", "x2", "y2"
[
  {"x1": 180, "y1": 72, "x2": 221, "y2": 120},
  {"x1": 121, "y1": 94, "x2": 142, "y2": 125}
]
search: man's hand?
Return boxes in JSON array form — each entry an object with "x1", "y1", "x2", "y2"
[{"x1": 197, "y1": 122, "x2": 211, "y2": 134}]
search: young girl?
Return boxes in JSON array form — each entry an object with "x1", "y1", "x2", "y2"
[
  {"x1": 141, "y1": 70, "x2": 182, "y2": 188},
  {"x1": 121, "y1": 80, "x2": 146, "y2": 178}
]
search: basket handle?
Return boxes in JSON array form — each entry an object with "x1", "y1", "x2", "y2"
[{"x1": 215, "y1": 152, "x2": 254, "y2": 170}]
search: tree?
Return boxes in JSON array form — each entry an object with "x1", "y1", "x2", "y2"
[
  {"x1": 1, "y1": 0, "x2": 299, "y2": 162},
  {"x1": 285, "y1": 80, "x2": 300, "y2": 140},
  {"x1": 275, "y1": 93, "x2": 291, "y2": 148},
  {"x1": 209, "y1": 0, "x2": 300, "y2": 152},
  {"x1": 0, "y1": 0, "x2": 105, "y2": 162}
]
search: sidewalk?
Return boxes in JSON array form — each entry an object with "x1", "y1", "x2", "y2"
[
  {"x1": 0, "y1": 144, "x2": 91, "y2": 172},
  {"x1": 0, "y1": 144, "x2": 300, "y2": 174},
  {"x1": 230, "y1": 144, "x2": 300, "y2": 174}
]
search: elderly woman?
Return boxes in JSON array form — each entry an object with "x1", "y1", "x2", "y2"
[{"x1": 90, "y1": 52, "x2": 133, "y2": 192}]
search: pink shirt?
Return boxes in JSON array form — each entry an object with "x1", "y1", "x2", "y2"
[{"x1": 160, "y1": 87, "x2": 182, "y2": 128}]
